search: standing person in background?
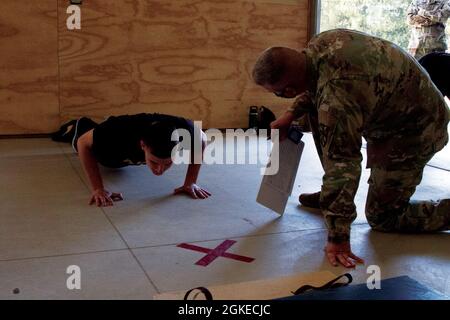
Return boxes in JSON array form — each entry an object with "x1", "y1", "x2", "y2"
[{"x1": 407, "y1": 0, "x2": 450, "y2": 59}]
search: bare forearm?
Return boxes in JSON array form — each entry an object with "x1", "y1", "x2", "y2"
[
  {"x1": 184, "y1": 135, "x2": 206, "y2": 185},
  {"x1": 78, "y1": 145, "x2": 104, "y2": 191},
  {"x1": 184, "y1": 163, "x2": 201, "y2": 185}
]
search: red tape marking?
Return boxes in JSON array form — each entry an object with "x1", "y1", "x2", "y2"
[{"x1": 177, "y1": 240, "x2": 255, "y2": 267}]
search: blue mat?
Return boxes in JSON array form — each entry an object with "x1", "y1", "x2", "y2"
[{"x1": 277, "y1": 276, "x2": 448, "y2": 300}]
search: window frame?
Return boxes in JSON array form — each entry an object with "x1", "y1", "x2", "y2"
[{"x1": 308, "y1": 0, "x2": 321, "y2": 40}]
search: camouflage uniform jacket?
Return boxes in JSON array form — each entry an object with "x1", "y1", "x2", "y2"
[{"x1": 288, "y1": 29, "x2": 449, "y2": 241}]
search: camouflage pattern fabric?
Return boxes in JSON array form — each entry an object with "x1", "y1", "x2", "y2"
[
  {"x1": 288, "y1": 29, "x2": 450, "y2": 242},
  {"x1": 407, "y1": 0, "x2": 450, "y2": 59}
]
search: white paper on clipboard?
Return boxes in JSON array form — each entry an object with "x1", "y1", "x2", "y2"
[{"x1": 257, "y1": 137, "x2": 304, "y2": 215}]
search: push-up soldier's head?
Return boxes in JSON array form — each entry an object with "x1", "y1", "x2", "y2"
[
  {"x1": 140, "y1": 121, "x2": 179, "y2": 176},
  {"x1": 252, "y1": 47, "x2": 308, "y2": 98}
]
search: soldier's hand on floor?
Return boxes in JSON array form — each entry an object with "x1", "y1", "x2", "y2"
[
  {"x1": 90, "y1": 189, "x2": 123, "y2": 207},
  {"x1": 324, "y1": 241, "x2": 364, "y2": 268},
  {"x1": 270, "y1": 111, "x2": 295, "y2": 141},
  {"x1": 174, "y1": 183, "x2": 211, "y2": 199}
]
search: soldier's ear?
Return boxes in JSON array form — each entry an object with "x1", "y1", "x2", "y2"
[{"x1": 140, "y1": 140, "x2": 146, "y2": 151}]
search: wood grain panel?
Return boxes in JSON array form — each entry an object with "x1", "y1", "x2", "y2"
[
  {"x1": 0, "y1": 1, "x2": 59, "y2": 134},
  {"x1": 59, "y1": 0, "x2": 310, "y2": 128}
]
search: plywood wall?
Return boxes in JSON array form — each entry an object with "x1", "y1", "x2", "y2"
[
  {"x1": 1, "y1": 0, "x2": 310, "y2": 134},
  {"x1": 0, "y1": 1, "x2": 59, "y2": 134}
]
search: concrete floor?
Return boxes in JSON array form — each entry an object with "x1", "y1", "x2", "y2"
[{"x1": 0, "y1": 129, "x2": 449, "y2": 299}]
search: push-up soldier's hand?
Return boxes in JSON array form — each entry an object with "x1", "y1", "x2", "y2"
[
  {"x1": 324, "y1": 241, "x2": 364, "y2": 268},
  {"x1": 174, "y1": 183, "x2": 211, "y2": 199},
  {"x1": 90, "y1": 189, "x2": 123, "y2": 207}
]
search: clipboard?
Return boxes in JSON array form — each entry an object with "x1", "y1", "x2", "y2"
[{"x1": 256, "y1": 127, "x2": 305, "y2": 215}]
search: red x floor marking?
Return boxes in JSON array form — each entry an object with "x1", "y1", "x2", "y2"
[{"x1": 177, "y1": 240, "x2": 255, "y2": 267}]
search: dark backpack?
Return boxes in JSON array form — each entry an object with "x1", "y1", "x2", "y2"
[{"x1": 419, "y1": 52, "x2": 450, "y2": 98}]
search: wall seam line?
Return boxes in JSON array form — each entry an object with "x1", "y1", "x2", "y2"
[{"x1": 56, "y1": 0, "x2": 62, "y2": 127}]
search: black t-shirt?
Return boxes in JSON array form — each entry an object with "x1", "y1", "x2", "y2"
[{"x1": 92, "y1": 113, "x2": 196, "y2": 168}]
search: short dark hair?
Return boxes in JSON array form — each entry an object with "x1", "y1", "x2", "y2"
[
  {"x1": 252, "y1": 47, "x2": 288, "y2": 86},
  {"x1": 141, "y1": 121, "x2": 179, "y2": 159}
]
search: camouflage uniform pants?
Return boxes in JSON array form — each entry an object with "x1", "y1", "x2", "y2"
[
  {"x1": 408, "y1": 24, "x2": 448, "y2": 60},
  {"x1": 306, "y1": 110, "x2": 450, "y2": 233},
  {"x1": 365, "y1": 156, "x2": 450, "y2": 233}
]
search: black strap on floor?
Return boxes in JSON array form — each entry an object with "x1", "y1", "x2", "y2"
[
  {"x1": 292, "y1": 273, "x2": 353, "y2": 295},
  {"x1": 184, "y1": 287, "x2": 214, "y2": 300},
  {"x1": 183, "y1": 273, "x2": 352, "y2": 300}
]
